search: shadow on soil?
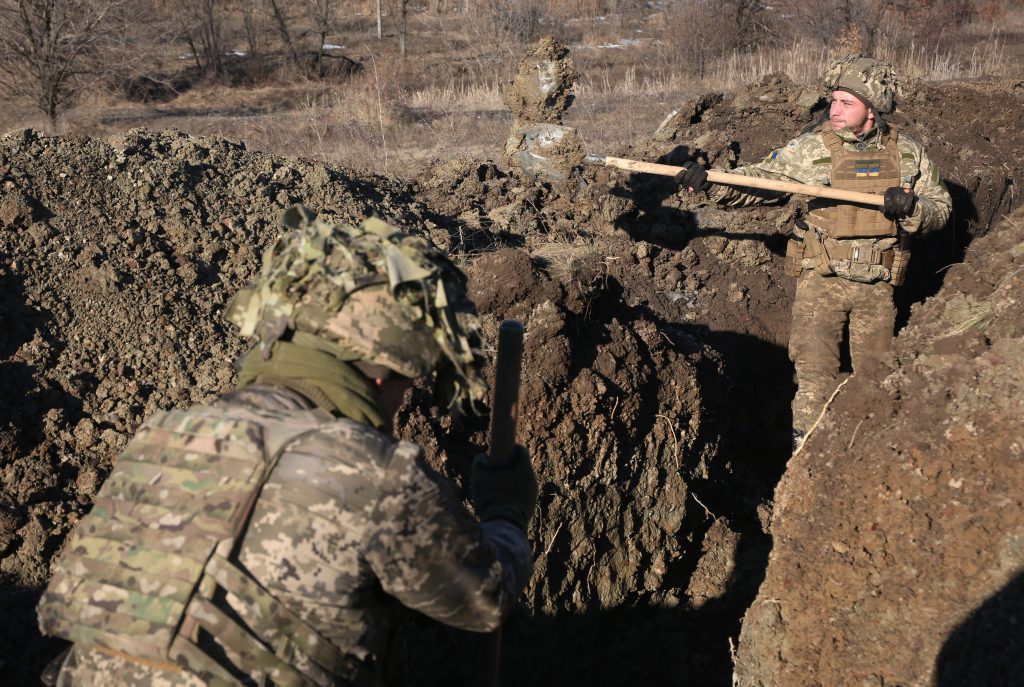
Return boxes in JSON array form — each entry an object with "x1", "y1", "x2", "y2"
[
  {"x1": 0, "y1": 587, "x2": 66, "y2": 687},
  {"x1": 393, "y1": 317, "x2": 793, "y2": 686},
  {"x1": 935, "y1": 571, "x2": 1024, "y2": 685}
]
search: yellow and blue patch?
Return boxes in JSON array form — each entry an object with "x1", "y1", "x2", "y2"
[{"x1": 854, "y1": 159, "x2": 881, "y2": 177}]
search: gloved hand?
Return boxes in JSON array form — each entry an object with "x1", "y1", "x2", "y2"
[
  {"x1": 470, "y1": 445, "x2": 538, "y2": 532},
  {"x1": 676, "y1": 163, "x2": 710, "y2": 193},
  {"x1": 883, "y1": 187, "x2": 917, "y2": 220}
]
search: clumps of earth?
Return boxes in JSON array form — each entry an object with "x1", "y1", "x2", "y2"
[
  {"x1": 502, "y1": 37, "x2": 585, "y2": 180},
  {"x1": 1, "y1": 38, "x2": 1023, "y2": 686}
]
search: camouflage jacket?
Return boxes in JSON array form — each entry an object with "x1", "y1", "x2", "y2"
[
  {"x1": 231, "y1": 384, "x2": 532, "y2": 652},
  {"x1": 48, "y1": 384, "x2": 531, "y2": 686},
  {"x1": 711, "y1": 124, "x2": 952, "y2": 252}
]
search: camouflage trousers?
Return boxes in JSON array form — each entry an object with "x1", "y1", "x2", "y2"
[{"x1": 789, "y1": 271, "x2": 895, "y2": 434}]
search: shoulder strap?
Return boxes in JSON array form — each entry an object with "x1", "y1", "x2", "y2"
[{"x1": 819, "y1": 129, "x2": 845, "y2": 155}]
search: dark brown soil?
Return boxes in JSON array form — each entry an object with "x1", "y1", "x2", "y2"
[{"x1": 1, "y1": 70, "x2": 1022, "y2": 687}]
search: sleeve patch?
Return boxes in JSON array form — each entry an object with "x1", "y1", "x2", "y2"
[
  {"x1": 931, "y1": 165, "x2": 940, "y2": 183},
  {"x1": 901, "y1": 152, "x2": 916, "y2": 160},
  {"x1": 811, "y1": 156, "x2": 832, "y2": 165}
]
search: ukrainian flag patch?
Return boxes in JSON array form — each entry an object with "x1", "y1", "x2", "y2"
[{"x1": 855, "y1": 160, "x2": 881, "y2": 177}]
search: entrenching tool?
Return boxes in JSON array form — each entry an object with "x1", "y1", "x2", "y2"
[
  {"x1": 482, "y1": 319, "x2": 525, "y2": 687},
  {"x1": 509, "y1": 121, "x2": 885, "y2": 206},
  {"x1": 584, "y1": 154, "x2": 887, "y2": 206}
]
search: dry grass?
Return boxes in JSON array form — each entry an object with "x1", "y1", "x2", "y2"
[{"x1": 2, "y1": 4, "x2": 1021, "y2": 176}]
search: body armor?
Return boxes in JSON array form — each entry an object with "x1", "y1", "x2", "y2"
[
  {"x1": 806, "y1": 126, "x2": 901, "y2": 239},
  {"x1": 37, "y1": 402, "x2": 361, "y2": 687}
]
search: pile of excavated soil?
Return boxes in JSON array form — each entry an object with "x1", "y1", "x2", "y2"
[
  {"x1": 0, "y1": 126, "x2": 735, "y2": 685},
  {"x1": 1, "y1": 69, "x2": 1022, "y2": 687}
]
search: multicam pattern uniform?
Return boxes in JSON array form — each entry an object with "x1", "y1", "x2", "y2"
[
  {"x1": 711, "y1": 125, "x2": 952, "y2": 433},
  {"x1": 52, "y1": 384, "x2": 531, "y2": 686}
]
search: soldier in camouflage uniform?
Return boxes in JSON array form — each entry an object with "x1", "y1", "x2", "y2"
[
  {"x1": 678, "y1": 56, "x2": 952, "y2": 447},
  {"x1": 37, "y1": 205, "x2": 537, "y2": 686}
]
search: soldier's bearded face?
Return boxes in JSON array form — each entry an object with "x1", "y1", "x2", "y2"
[{"x1": 829, "y1": 90, "x2": 874, "y2": 135}]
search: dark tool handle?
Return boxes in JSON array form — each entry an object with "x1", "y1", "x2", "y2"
[
  {"x1": 482, "y1": 319, "x2": 525, "y2": 687},
  {"x1": 487, "y1": 320, "x2": 524, "y2": 467}
]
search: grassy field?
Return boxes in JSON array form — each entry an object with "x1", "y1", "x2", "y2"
[{"x1": 3, "y1": 3, "x2": 1022, "y2": 176}]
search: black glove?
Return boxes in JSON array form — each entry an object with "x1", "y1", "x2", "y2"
[
  {"x1": 470, "y1": 445, "x2": 538, "y2": 532},
  {"x1": 883, "y1": 187, "x2": 917, "y2": 220},
  {"x1": 677, "y1": 163, "x2": 710, "y2": 193}
]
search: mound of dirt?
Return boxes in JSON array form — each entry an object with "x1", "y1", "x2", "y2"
[
  {"x1": 0, "y1": 124, "x2": 747, "y2": 684},
  {"x1": 734, "y1": 203, "x2": 1024, "y2": 686}
]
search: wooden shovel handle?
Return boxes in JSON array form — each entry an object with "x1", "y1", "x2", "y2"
[
  {"x1": 592, "y1": 155, "x2": 886, "y2": 207},
  {"x1": 488, "y1": 320, "x2": 524, "y2": 468}
]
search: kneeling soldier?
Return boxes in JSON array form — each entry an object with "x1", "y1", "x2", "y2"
[{"x1": 37, "y1": 206, "x2": 537, "y2": 686}]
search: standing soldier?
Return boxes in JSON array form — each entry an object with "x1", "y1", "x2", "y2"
[
  {"x1": 36, "y1": 206, "x2": 537, "y2": 686},
  {"x1": 678, "y1": 55, "x2": 952, "y2": 448}
]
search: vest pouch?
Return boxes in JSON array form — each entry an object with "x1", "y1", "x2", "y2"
[
  {"x1": 889, "y1": 246, "x2": 911, "y2": 286},
  {"x1": 785, "y1": 238, "x2": 805, "y2": 276},
  {"x1": 802, "y1": 229, "x2": 835, "y2": 276}
]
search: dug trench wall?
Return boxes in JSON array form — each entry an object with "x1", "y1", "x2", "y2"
[
  {"x1": 734, "y1": 202, "x2": 1024, "y2": 686},
  {"x1": 0, "y1": 73, "x2": 1022, "y2": 686}
]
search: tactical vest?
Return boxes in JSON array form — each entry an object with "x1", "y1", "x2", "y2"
[
  {"x1": 37, "y1": 403, "x2": 363, "y2": 687},
  {"x1": 806, "y1": 126, "x2": 901, "y2": 239}
]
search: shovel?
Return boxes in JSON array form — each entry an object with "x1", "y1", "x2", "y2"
[
  {"x1": 509, "y1": 122, "x2": 885, "y2": 206},
  {"x1": 585, "y1": 154, "x2": 886, "y2": 206}
]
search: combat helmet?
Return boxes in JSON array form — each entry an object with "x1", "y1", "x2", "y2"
[
  {"x1": 225, "y1": 205, "x2": 487, "y2": 411},
  {"x1": 822, "y1": 55, "x2": 902, "y2": 114}
]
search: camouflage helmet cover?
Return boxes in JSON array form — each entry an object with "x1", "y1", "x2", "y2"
[
  {"x1": 226, "y1": 205, "x2": 487, "y2": 410},
  {"x1": 822, "y1": 55, "x2": 902, "y2": 114}
]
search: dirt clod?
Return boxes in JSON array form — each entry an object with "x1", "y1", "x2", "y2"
[{"x1": 502, "y1": 36, "x2": 578, "y2": 127}]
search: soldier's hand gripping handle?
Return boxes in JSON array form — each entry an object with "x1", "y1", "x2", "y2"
[
  {"x1": 471, "y1": 320, "x2": 537, "y2": 532},
  {"x1": 676, "y1": 162, "x2": 711, "y2": 193},
  {"x1": 883, "y1": 186, "x2": 918, "y2": 220},
  {"x1": 471, "y1": 446, "x2": 537, "y2": 531}
]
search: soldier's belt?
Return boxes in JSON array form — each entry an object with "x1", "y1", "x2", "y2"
[{"x1": 822, "y1": 239, "x2": 895, "y2": 268}]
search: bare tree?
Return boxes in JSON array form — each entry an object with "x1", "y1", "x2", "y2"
[
  {"x1": 238, "y1": 0, "x2": 262, "y2": 59},
  {"x1": 398, "y1": 0, "x2": 406, "y2": 57},
  {"x1": 267, "y1": 0, "x2": 300, "y2": 66},
  {"x1": 309, "y1": 0, "x2": 333, "y2": 69},
  {"x1": 0, "y1": 0, "x2": 133, "y2": 123}
]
